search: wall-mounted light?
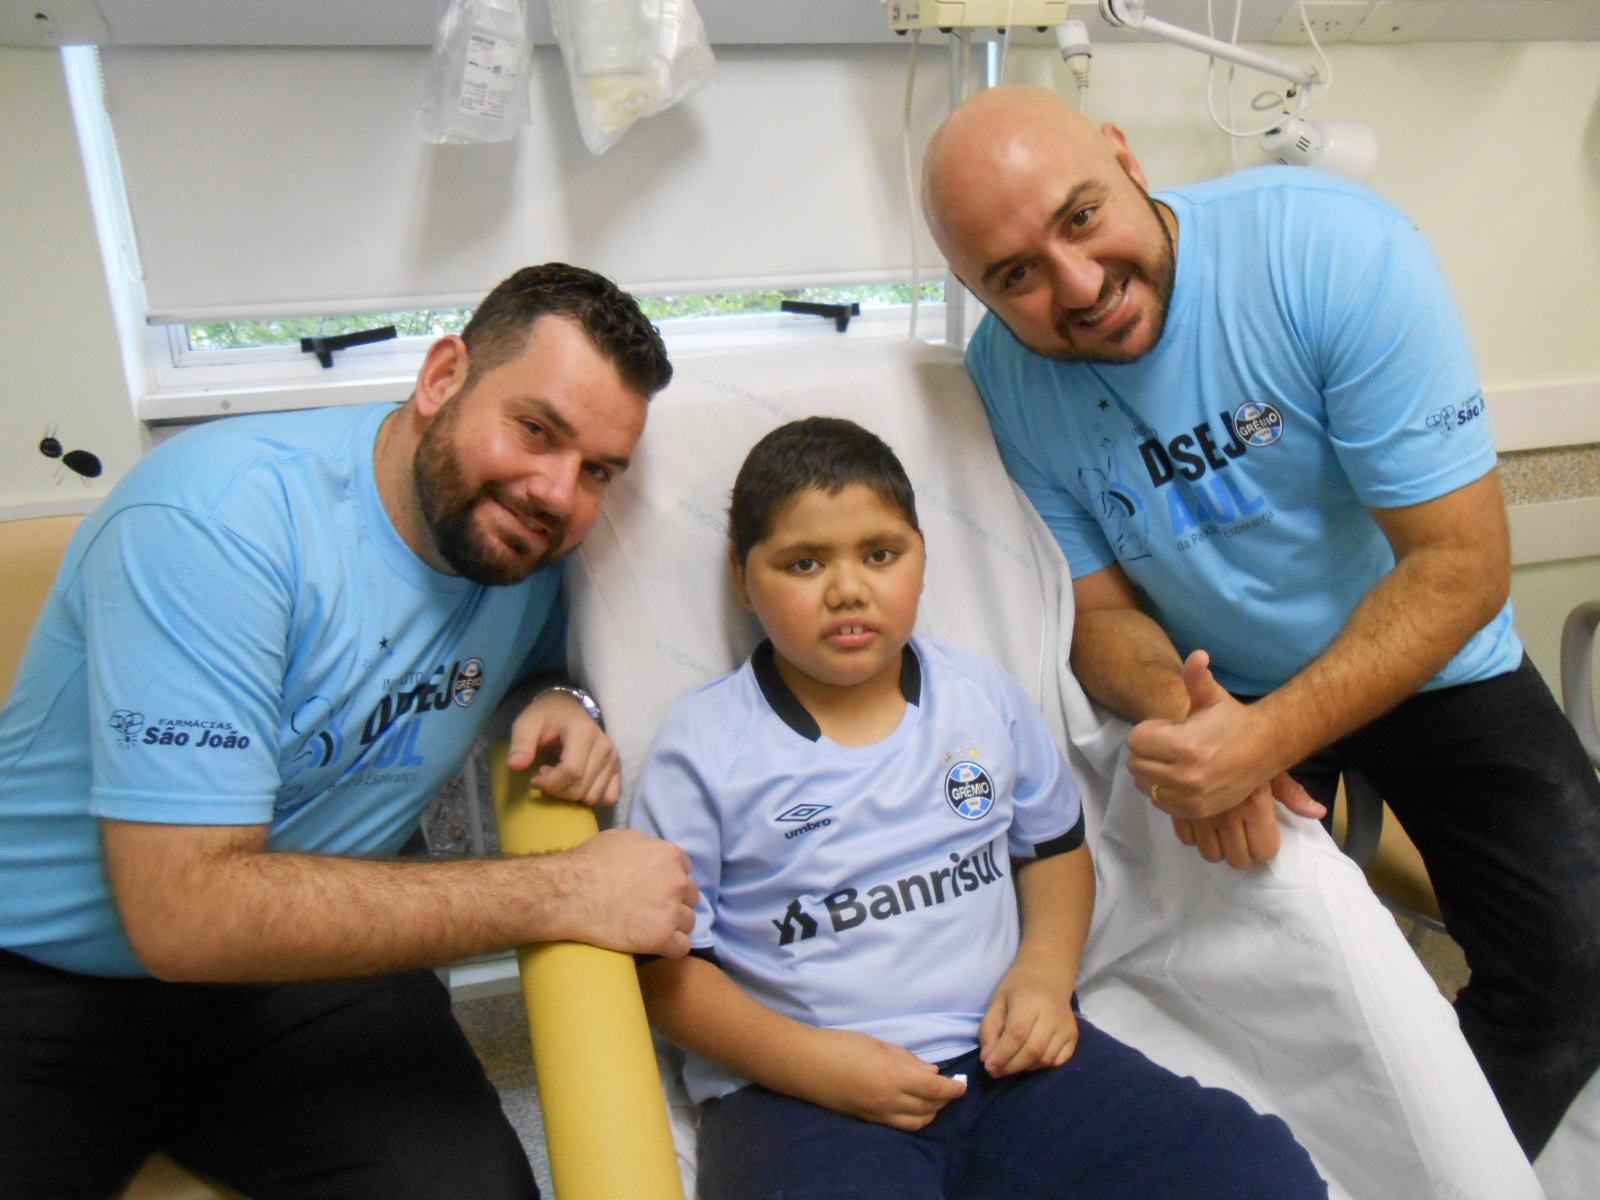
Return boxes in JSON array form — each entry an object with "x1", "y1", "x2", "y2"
[{"x1": 1261, "y1": 117, "x2": 1379, "y2": 183}]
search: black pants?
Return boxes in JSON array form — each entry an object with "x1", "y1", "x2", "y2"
[
  {"x1": 698, "y1": 1022, "x2": 1326, "y2": 1200},
  {"x1": 0, "y1": 952, "x2": 539, "y2": 1200},
  {"x1": 1285, "y1": 655, "x2": 1600, "y2": 1158}
]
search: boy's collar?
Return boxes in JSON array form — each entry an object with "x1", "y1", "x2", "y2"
[{"x1": 751, "y1": 639, "x2": 923, "y2": 743}]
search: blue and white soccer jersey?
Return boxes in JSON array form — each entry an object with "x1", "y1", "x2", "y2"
[
  {"x1": 0, "y1": 401, "x2": 565, "y2": 976},
  {"x1": 629, "y1": 636, "x2": 1084, "y2": 1104},
  {"x1": 969, "y1": 166, "x2": 1522, "y2": 697}
]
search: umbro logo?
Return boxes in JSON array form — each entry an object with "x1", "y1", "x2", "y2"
[
  {"x1": 776, "y1": 803, "x2": 834, "y2": 841},
  {"x1": 776, "y1": 803, "x2": 832, "y2": 823}
]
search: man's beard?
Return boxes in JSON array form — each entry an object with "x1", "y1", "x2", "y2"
[
  {"x1": 412, "y1": 397, "x2": 566, "y2": 587},
  {"x1": 1049, "y1": 191, "x2": 1177, "y2": 365}
]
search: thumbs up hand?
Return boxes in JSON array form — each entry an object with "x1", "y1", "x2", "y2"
[
  {"x1": 1127, "y1": 650, "x2": 1326, "y2": 868},
  {"x1": 1178, "y1": 646, "x2": 1232, "y2": 716}
]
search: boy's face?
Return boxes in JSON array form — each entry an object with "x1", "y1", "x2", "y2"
[{"x1": 734, "y1": 483, "x2": 925, "y2": 697}]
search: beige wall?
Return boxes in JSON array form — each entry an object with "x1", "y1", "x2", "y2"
[
  {"x1": 1007, "y1": 39, "x2": 1600, "y2": 391},
  {"x1": 1512, "y1": 556, "x2": 1600, "y2": 708},
  {"x1": 0, "y1": 47, "x2": 140, "y2": 515}
]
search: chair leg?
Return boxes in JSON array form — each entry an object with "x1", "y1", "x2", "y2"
[
  {"x1": 1560, "y1": 600, "x2": 1600, "y2": 770},
  {"x1": 1342, "y1": 770, "x2": 1447, "y2": 935}
]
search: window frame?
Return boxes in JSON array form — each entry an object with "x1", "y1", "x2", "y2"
[{"x1": 137, "y1": 294, "x2": 953, "y2": 426}]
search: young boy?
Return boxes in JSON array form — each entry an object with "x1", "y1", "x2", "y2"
[{"x1": 629, "y1": 418, "x2": 1326, "y2": 1200}]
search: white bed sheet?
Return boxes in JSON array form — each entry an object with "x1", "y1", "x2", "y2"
[{"x1": 564, "y1": 337, "x2": 1545, "y2": 1199}]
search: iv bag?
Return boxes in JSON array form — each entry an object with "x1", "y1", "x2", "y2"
[
  {"x1": 550, "y1": 0, "x2": 715, "y2": 156},
  {"x1": 417, "y1": 0, "x2": 533, "y2": 144}
]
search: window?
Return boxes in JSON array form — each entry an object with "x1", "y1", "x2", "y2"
[
  {"x1": 136, "y1": 281, "x2": 950, "y2": 425},
  {"x1": 177, "y1": 282, "x2": 944, "y2": 358}
]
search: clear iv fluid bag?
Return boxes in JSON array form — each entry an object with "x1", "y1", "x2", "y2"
[
  {"x1": 417, "y1": 0, "x2": 530, "y2": 144},
  {"x1": 571, "y1": 0, "x2": 648, "y2": 77}
]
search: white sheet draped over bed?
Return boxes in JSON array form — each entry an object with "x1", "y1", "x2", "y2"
[{"x1": 564, "y1": 337, "x2": 1548, "y2": 1200}]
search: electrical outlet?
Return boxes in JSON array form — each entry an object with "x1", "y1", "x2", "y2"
[
  {"x1": 1266, "y1": 1, "x2": 1371, "y2": 44},
  {"x1": 1351, "y1": 1, "x2": 1446, "y2": 44}
]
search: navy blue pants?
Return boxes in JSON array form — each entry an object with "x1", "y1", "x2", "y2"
[
  {"x1": 697, "y1": 1019, "x2": 1326, "y2": 1200},
  {"x1": 1287, "y1": 655, "x2": 1600, "y2": 1157},
  {"x1": 0, "y1": 951, "x2": 538, "y2": 1200}
]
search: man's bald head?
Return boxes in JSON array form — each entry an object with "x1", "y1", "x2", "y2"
[
  {"x1": 921, "y1": 85, "x2": 1175, "y2": 363},
  {"x1": 923, "y1": 86, "x2": 1124, "y2": 252}
]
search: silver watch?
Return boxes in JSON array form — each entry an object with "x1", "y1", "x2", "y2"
[{"x1": 537, "y1": 684, "x2": 604, "y2": 729}]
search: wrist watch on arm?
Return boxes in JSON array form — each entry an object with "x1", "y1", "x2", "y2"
[{"x1": 535, "y1": 683, "x2": 604, "y2": 730}]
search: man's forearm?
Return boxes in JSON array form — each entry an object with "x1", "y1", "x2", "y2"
[
  {"x1": 1070, "y1": 607, "x2": 1189, "y2": 725},
  {"x1": 1099, "y1": 474, "x2": 1511, "y2": 820},
  {"x1": 104, "y1": 820, "x2": 692, "y2": 982},
  {"x1": 1251, "y1": 526, "x2": 1509, "y2": 776}
]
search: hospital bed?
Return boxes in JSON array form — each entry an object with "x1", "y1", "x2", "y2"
[
  {"x1": 560, "y1": 336, "x2": 1561, "y2": 1200},
  {"x1": 4, "y1": 337, "x2": 1593, "y2": 1198}
]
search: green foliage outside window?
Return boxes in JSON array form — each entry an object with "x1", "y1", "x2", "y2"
[
  {"x1": 183, "y1": 283, "x2": 945, "y2": 352},
  {"x1": 187, "y1": 309, "x2": 472, "y2": 352}
]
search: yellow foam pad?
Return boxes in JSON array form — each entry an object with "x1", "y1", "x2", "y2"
[{"x1": 491, "y1": 746, "x2": 685, "y2": 1200}]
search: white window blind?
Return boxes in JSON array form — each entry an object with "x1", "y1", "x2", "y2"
[{"x1": 99, "y1": 44, "x2": 946, "y2": 324}]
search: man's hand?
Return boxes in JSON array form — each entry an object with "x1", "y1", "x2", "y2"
[
  {"x1": 800, "y1": 1028, "x2": 967, "y2": 1131},
  {"x1": 1168, "y1": 773, "x2": 1320, "y2": 868},
  {"x1": 1129, "y1": 651, "x2": 1325, "y2": 866},
  {"x1": 554, "y1": 829, "x2": 699, "y2": 958},
  {"x1": 979, "y1": 969, "x2": 1079, "y2": 1077},
  {"x1": 506, "y1": 689, "x2": 620, "y2": 806}
]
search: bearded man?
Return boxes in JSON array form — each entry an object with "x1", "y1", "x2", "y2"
[
  {"x1": 922, "y1": 85, "x2": 1600, "y2": 1160},
  {"x1": 0, "y1": 263, "x2": 698, "y2": 1198}
]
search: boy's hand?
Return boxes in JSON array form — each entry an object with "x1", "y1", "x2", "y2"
[
  {"x1": 506, "y1": 690, "x2": 621, "y2": 807},
  {"x1": 801, "y1": 1028, "x2": 966, "y2": 1131},
  {"x1": 979, "y1": 970, "x2": 1079, "y2": 1077}
]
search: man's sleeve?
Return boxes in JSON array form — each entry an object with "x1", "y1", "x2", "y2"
[
  {"x1": 966, "y1": 319, "x2": 1119, "y2": 578},
  {"x1": 84, "y1": 504, "x2": 292, "y2": 826},
  {"x1": 628, "y1": 715, "x2": 721, "y2": 950},
  {"x1": 513, "y1": 577, "x2": 569, "y2": 682},
  {"x1": 1316, "y1": 216, "x2": 1496, "y2": 508}
]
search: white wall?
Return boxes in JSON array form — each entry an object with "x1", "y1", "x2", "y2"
[{"x1": 0, "y1": 47, "x2": 141, "y2": 516}]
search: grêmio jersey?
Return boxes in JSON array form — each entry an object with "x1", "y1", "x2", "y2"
[
  {"x1": 969, "y1": 166, "x2": 1522, "y2": 697},
  {"x1": 0, "y1": 401, "x2": 565, "y2": 976},
  {"x1": 629, "y1": 637, "x2": 1084, "y2": 1104}
]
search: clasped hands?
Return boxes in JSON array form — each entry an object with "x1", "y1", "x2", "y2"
[
  {"x1": 1127, "y1": 650, "x2": 1326, "y2": 869},
  {"x1": 802, "y1": 968, "x2": 1077, "y2": 1131}
]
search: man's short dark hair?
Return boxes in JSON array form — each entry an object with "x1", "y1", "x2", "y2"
[
  {"x1": 461, "y1": 263, "x2": 673, "y2": 397},
  {"x1": 729, "y1": 417, "x2": 920, "y2": 565}
]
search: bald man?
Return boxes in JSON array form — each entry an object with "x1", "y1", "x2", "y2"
[{"x1": 924, "y1": 85, "x2": 1600, "y2": 1158}]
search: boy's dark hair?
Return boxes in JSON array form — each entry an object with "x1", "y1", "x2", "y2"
[
  {"x1": 461, "y1": 263, "x2": 673, "y2": 398},
  {"x1": 729, "y1": 417, "x2": 920, "y2": 564}
]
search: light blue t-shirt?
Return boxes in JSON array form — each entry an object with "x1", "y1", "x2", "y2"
[
  {"x1": 629, "y1": 637, "x2": 1084, "y2": 1104},
  {"x1": 969, "y1": 166, "x2": 1521, "y2": 697},
  {"x1": 0, "y1": 402, "x2": 565, "y2": 976}
]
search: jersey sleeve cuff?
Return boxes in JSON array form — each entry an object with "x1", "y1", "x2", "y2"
[
  {"x1": 90, "y1": 788, "x2": 277, "y2": 826},
  {"x1": 1031, "y1": 813, "x2": 1086, "y2": 859},
  {"x1": 635, "y1": 944, "x2": 720, "y2": 969}
]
